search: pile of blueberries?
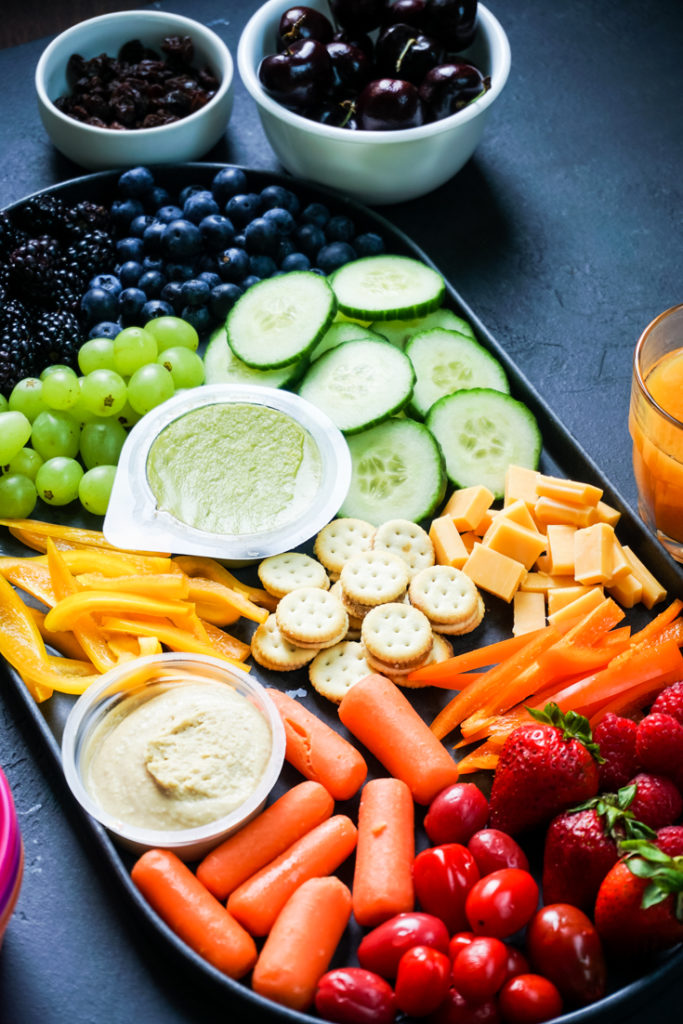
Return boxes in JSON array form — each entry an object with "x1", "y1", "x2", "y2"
[{"x1": 80, "y1": 164, "x2": 385, "y2": 341}]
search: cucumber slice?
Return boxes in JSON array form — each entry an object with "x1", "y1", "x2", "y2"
[
  {"x1": 330, "y1": 255, "x2": 445, "y2": 321},
  {"x1": 406, "y1": 328, "x2": 509, "y2": 419},
  {"x1": 372, "y1": 308, "x2": 476, "y2": 348},
  {"x1": 298, "y1": 339, "x2": 415, "y2": 434},
  {"x1": 308, "y1": 321, "x2": 383, "y2": 362},
  {"x1": 203, "y1": 326, "x2": 303, "y2": 388},
  {"x1": 340, "y1": 417, "x2": 447, "y2": 525},
  {"x1": 426, "y1": 388, "x2": 542, "y2": 499},
  {"x1": 226, "y1": 271, "x2": 336, "y2": 369}
]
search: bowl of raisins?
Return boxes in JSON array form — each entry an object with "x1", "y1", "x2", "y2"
[
  {"x1": 237, "y1": 0, "x2": 510, "y2": 205},
  {"x1": 35, "y1": 9, "x2": 234, "y2": 171}
]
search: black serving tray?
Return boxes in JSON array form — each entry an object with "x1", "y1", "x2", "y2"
[{"x1": 1, "y1": 164, "x2": 682, "y2": 1024}]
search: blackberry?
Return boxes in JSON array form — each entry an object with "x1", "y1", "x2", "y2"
[
  {"x1": 66, "y1": 229, "x2": 116, "y2": 277},
  {"x1": 48, "y1": 266, "x2": 86, "y2": 314},
  {"x1": 7, "y1": 235, "x2": 64, "y2": 304},
  {"x1": 33, "y1": 310, "x2": 82, "y2": 369},
  {"x1": 12, "y1": 194, "x2": 71, "y2": 238},
  {"x1": 0, "y1": 298, "x2": 39, "y2": 395},
  {"x1": 0, "y1": 211, "x2": 27, "y2": 261},
  {"x1": 64, "y1": 200, "x2": 112, "y2": 239}
]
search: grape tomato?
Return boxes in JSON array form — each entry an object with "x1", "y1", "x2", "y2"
[
  {"x1": 452, "y1": 936, "x2": 508, "y2": 1002},
  {"x1": 498, "y1": 973, "x2": 563, "y2": 1024},
  {"x1": 526, "y1": 904, "x2": 606, "y2": 1006},
  {"x1": 429, "y1": 987, "x2": 501, "y2": 1024},
  {"x1": 315, "y1": 967, "x2": 396, "y2": 1024},
  {"x1": 465, "y1": 869, "x2": 539, "y2": 939},
  {"x1": 413, "y1": 844, "x2": 480, "y2": 934},
  {"x1": 395, "y1": 945, "x2": 451, "y2": 1017},
  {"x1": 357, "y1": 912, "x2": 450, "y2": 979},
  {"x1": 467, "y1": 829, "x2": 529, "y2": 875},
  {"x1": 424, "y1": 783, "x2": 490, "y2": 846}
]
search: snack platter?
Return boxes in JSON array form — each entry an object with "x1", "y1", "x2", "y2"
[{"x1": 1, "y1": 164, "x2": 682, "y2": 1023}]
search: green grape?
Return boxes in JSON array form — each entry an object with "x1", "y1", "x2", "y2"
[
  {"x1": 9, "y1": 378, "x2": 46, "y2": 422},
  {"x1": 69, "y1": 377, "x2": 100, "y2": 426},
  {"x1": 127, "y1": 364, "x2": 175, "y2": 416},
  {"x1": 40, "y1": 363, "x2": 73, "y2": 380},
  {"x1": 0, "y1": 411, "x2": 33, "y2": 463},
  {"x1": 0, "y1": 473, "x2": 37, "y2": 518},
  {"x1": 78, "y1": 464, "x2": 117, "y2": 516},
  {"x1": 41, "y1": 366, "x2": 80, "y2": 411},
  {"x1": 79, "y1": 419, "x2": 127, "y2": 469},
  {"x1": 78, "y1": 337, "x2": 116, "y2": 375},
  {"x1": 156, "y1": 346, "x2": 205, "y2": 389},
  {"x1": 0, "y1": 395, "x2": 8, "y2": 413},
  {"x1": 31, "y1": 410, "x2": 81, "y2": 460},
  {"x1": 35, "y1": 456, "x2": 84, "y2": 505},
  {"x1": 4, "y1": 447, "x2": 43, "y2": 481},
  {"x1": 145, "y1": 316, "x2": 199, "y2": 353},
  {"x1": 113, "y1": 326, "x2": 158, "y2": 376},
  {"x1": 114, "y1": 400, "x2": 142, "y2": 430},
  {"x1": 80, "y1": 369, "x2": 127, "y2": 417}
]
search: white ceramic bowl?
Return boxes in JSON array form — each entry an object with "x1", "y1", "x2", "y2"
[
  {"x1": 61, "y1": 653, "x2": 286, "y2": 861},
  {"x1": 237, "y1": 0, "x2": 510, "y2": 205},
  {"x1": 35, "y1": 10, "x2": 234, "y2": 170}
]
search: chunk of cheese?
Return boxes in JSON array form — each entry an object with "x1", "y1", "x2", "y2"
[
  {"x1": 442, "y1": 485, "x2": 495, "y2": 532},
  {"x1": 547, "y1": 586, "x2": 606, "y2": 628},
  {"x1": 594, "y1": 500, "x2": 622, "y2": 528},
  {"x1": 513, "y1": 590, "x2": 546, "y2": 636},
  {"x1": 607, "y1": 572, "x2": 644, "y2": 609},
  {"x1": 474, "y1": 508, "x2": 497, "y2": 538},
  {"x1": 621, "y1": 546, "x2": 667, "y2": 609},
  {"x1": 520, "y1": 572, "x2": 575, "y2": 593},
  {"x1": 429, "y1": 515, "x2": 469, "y2": 569},
  {"x1": 483, "y1": 516, "x2": 547, "y2": 571},
  {"x1": 504, "y1": 465, "x2": 541, "y2": 507},
  {"x1": 495, "y1": 498, "x2": 540, "y2": 534},
  {"x1": 574, "y1": 523, "x2": 615, "y2": 585},
  {"x1": 463, "y1": 544, "x2": 527, "y2": 603},
  {"x1": 536, "y1": 473, "x2": 603, "y2": 507},
  {"x1": 545, "y1": 525, "x2": 577, "y2": 576},
  {"x1": 534, "y1": 496, "x2": 599, "y2": 529},
  {"x1": 547, "y1": 585, "x2": 603, "y2": 616}
]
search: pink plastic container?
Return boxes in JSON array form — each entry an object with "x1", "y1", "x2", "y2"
[{"x1": 0, "y1": 767, "x2": 23, "y2": 948}]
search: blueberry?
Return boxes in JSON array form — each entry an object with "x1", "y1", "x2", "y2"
[
  {"x1": 263, "y1": 207, "x2": 296, "y2": 236},
  {"x1": 353, "y1": 232, "x2": 385, "y2": 257},
  {"x1": 212, "y1": 167, "x2": 248, "y2": 205},
  {"x1": 130, "y1": 214, "x2": 156, "y2": 238},
  {"x1": 302, "y1": 202, "x2": 330, "y2": 228},
  {"x1": 142, "y1": 221, "x2": 165, "y2": 252},
  {"x1": 209, "y1": 282, "x2": 243, "y2": 319},
  {"x1": 179, "y1": 184, "x2": 203, "y2": 205},
  {"x1": 161, "y1": 219, "x2": 202, "y2": 259},
  {"x1": 198, "y1": 271, "x2": 222, "y2": 289},
  {"x1": 225, "y1": 193, "x2": 262, "y2": 228},
  {"x1": 249, "y1": 253, "x2": 278, "y2": 278},
  {"x1": 281, "y1": 252, "x2": 311, "y2": 272},
  {"x1": 118, "y1": 260, "x2": 144, "y2": 287},
  {"x1": 141, "y1": 299, "x2": 174, "y2": 321},
  {"x1": 110, "y1": 198, "x2": 145, "y2": 232},
  {"x1": 244, "y1": 217, "x2": 278, "y2": 255},
  {"x1": 233, "y1": 233, "x2": 247, "y2": 248},
  {"x1": 118, "y1": 166, "x2": 155, "y2": 198},
  {"x1": 183, "y1": 190, "x2": 220, "y2": 225},
  {"x1": 138, "y1": 270, "x2": 166, "y2": 298},
  {"x1": 142, "y1": 256, "x2": 164, "y2": 272},
  {"x1": 181, "y1": 279, "x2": 211, "y2": 308},
  {"x1": 259, "y1": 184, "x2": 300, "y2": 216},
  {"x1": 325, "y1": 215, "x2": 356, "y2": 243},
  {"x1": 147, "y1": 185, "x2": 171, "y2": 210},
  {"x1": 276, "y1": 237, "x2": 297, "y2": 263},
  {"x1": 156, "y1": 205, "x2": 184, "y2": 224},
  {"x1": 118, "y1": 287, "x2": 147, "y2": 325},
  {"x1": 160, "y1": 281, "x2": 185, "y2": 312},
  {"x1": 296, "y1": 223, "x2": 326, "y2": 258},
  {"x1": 216, "y1": 247, "x2": 249, "y2": 283},
  {"x1": 180, "y1": 305, "x2": 212, "y2": 334},
  {"x1": 80, "y1": 287, "x2": 118, "y2": 325},
  {"x1": 115, "y1": 235, "x2": 144, "y2": 262},
  {"x1": 165, "y1": 262, "x2": 196, "y2": 282},
  {"x1": 89, "y1": 273, "x2": 122, "y2": 296},
  {"x1": 242, "y1": 275, "x2": 261, "y2": 290},
  {"x1": 316, "y1": 241, "x2": 357, "y2": 273},
  {"x1": 199, "y1": 214, "x2": 235, "y2": 252},
  {"x1": 88, "y1": 321, "x2": 120, "y2": 339}
]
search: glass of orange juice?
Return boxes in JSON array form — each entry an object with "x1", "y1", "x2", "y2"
[{"x1": 629, "y1": 303, "x2": 683, "y2": 562}]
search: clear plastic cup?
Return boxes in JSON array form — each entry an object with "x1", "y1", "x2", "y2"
[{"x1": 0, "y1": 767, "x2": 24, "y2": 948}]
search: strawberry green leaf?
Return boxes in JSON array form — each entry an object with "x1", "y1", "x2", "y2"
[{"x1": 527, "y1": 702, "x2": 604, "y2": 761}]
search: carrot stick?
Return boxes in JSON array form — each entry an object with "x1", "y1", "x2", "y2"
[
  {"x1": 227, "y1": 815, "x2": 357, "y2": 936},
  {"x1": 252, "y1": 876, "x2": 352, "y2": 1011},
  {"x1": 338, "y1": 673, "x2": 460, "y2": 805},
  {"x1": 352, "y1": 777, "x2": 415, "y2": 927},
  {"x1": 406, "y1": 628, "x2": 551, "y2": 684},
  {"x1": 266, "y1": 689, "x2": 367, "y2": 801},
  {"x1": 130, "y1": 848, "x2": 257, "y2": 978},
  {"x1": 196, "y1": 781, "x2": 334, "y2": 900}
]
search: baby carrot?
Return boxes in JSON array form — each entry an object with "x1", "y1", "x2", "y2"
[
  {"x1": 196, "y1": 781, "x2": 334, "y2": 900},
  {"x1": 130, "y1": 848, "x2": 257, "y2": 979},
  {"x1": 338, "y1": 673, "x2": 460, "y2": 805},
  {"x1": 266, "y1": 688, "x2": 367, "y2": 800},
  {"x1": 252, "y1": 876, "x2": 352, "y2": 1011},
  {"x1": 227, "y1": 815, "x2": 357, "y2": 936},
  {"x1": 352, "y1": 778, "x2": 415, "y2": 927}
]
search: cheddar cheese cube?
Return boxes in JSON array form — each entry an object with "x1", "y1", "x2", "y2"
[
  {"x1": 513, "y1": 590, "x2": 546, "y2": 636},
  {"x1": 442, "y1": 485, "x2": 495, "y2": 532},
  {"x1": 547, "y1": 586, "x2": 606, "y2": 628},
  {"x1": 621, "y1": 546, "x2": 667, "y2": 609},
  {"x1": 536, "y1": 473, "x2": 603, "y2": 507},
  {"x1": 429, "y1": 516, "x2": 469, "y2": 569},
  {"x1": 520, "y1": 572, "x2": 575, "y2": 593},
  {"x1": 574, "y1": 523, "x2": 616, "y2": 585},
  {"x1": 535, "y1": 496, "x2": 598, "y2": 529},
  {"x1": 483, "y1": 516, "x2": 547, "y2": 571},
  {"x1": 545, "y1": 525, "x2": 577, "y2": 576},
  {"x1": 607, "y1": 572, "x2": 644, "y2": 609},
  {"x1": 504, "y1": 465, "x2": 540, "y2": 507},
  {"x1": 547, "y1": 585, "x2": 603, "y2": 616},
  {"x1": 463, "y1": 544, "x2": 527, "y2": 603}
]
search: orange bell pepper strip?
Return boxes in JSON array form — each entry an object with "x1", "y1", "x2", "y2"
[
  {"x1": 173, "y1": 555, "x2": 278, "y2": 612},
  {"x1": 1, "y1": 518, "x2": 170, "y2": 556},
  {"x1": 100, "y1": 615, "x2": 250, "y2": 668},
  {"x1": 46, "y1": 540, "x2": 118, "y2": 674},
  {"x1": 455, "y1": 740, "x2": 504, "y2": 775},
  {"x1": 0, "y1": 558, "x2": 56, "y2": 607},
  {"x1": 407, "y1": 628, "x2": 552, "y2": 686},
  {"x1": 74, "y1": 572, "x2": 191, "y2": 601}
]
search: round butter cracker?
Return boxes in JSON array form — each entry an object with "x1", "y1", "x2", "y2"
[
  {"x1": 275, "y1": 586, "x2": 349, "y2": 649},
  {"x1": 409, "y1": 565, "x2": 480, "y2": 627},
  {"x1": 340, "y1": 549, "x2": 409, "y2": 608},
  {"x1": 257, "y1": 551, "x2": 329, "y2": 598},
  {"x1": 309, "y1": 640, "x2": 373, "y2": 703},
  {"x1": 314, "y1": 517, "x2": 376, "y2": 577},
  {"x1": 372, "y1": 518, "x2": 435, "y2": 578},
  {"x1": 361, "y1": 601, "x2": 433, "y2": 669},
  {"x1": 250, "y1": 614, "x2": 316, "y2": 671}
]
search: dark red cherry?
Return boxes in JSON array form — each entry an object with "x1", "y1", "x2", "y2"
[
  {"x1": 332, "y1": 28, "x2": 375, "y2": 62},
  {"x1": 258, "y1": 38, "x2": 333, "y2": 113},
  {"x1": 424, "y1": 0, "x2": 478, "y2": 52},
  {"x1": 382, "y1": 0, "x2": 428, "y2": 29},
  {"x1": 277, "y1": 6, "x2": 334, "y2": 49},
  {"x1": 419, "y1": 61, "x2": 489, "y2": 119},
  {"x1": 375, "y1": 22, "x2": 444, "y2": 85},
  {"x1": 326, "y1": 41, "x2": 373, "y2": 97},
  {"x1": 317, "y1": 98, "x2": 359, "y2": 129},
  {"x1": 329, "y1": 0, "x2": 385, "y2": 34},
  {"x1": 356, "y1": 78, "x2": 426, "y2": 130}
]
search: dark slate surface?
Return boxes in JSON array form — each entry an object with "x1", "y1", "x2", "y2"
[{"x1": 0, "y1": 1, "x2": 682, "y2": 1022}]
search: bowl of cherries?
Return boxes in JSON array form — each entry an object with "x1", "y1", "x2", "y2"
[{"x1": 237, "y1": 0, "x2": 510, "y2": 204}]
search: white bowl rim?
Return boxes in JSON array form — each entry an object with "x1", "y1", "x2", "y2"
[
  {"x1": 35, "y1": 8, "x2": 234, "y2": 138},
  {"x1": 237, "y1": 2, "x2": 510, "y2": 144}
]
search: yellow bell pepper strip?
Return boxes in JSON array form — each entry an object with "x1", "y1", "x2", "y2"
[
  {"x1": 0, "y1": 517, "x2": 171, "y2": 556},
  {"x1": 138, "y1": 636, "x2": 163, "y2": 657},
  {"x1": 29, "y1": 607, "x2": 91, "y2": 663},
  {"x1": 185, "y1": 577, "x2": 250, "y2": 626},
  {"x1": 44, "y1": 590, "x2": 198, "y2": 634},
  {"x1": 46, "y1": 540, "x2": 118, "y2": 674},
  {"x1": 74, "y1": 572, "x2": 191, "y2": 601},
  {"x1": 200, "y1": 620, "x2": 251, "y2": 662},
  {"x1": 100, "y1": 615, "x2": 250, "y2": 669},
  {"x1": 0, "y1": 573, "x2": 53, "y2": 701},
  {"x1": 59, "y1": 548, "x2": 181, "y2": 576},
  {"x1": 46, "y1": 655, "x2": 96, "y2": 677},
  {"x1": 174, "y1": 555, "x2": 278, "y2": 613},
  {"x1": 0, "y1": 557, "x2": 56, "y2": 607}
]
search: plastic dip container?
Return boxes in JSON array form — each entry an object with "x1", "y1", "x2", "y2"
[{"x1": 0, "y1": 767, "x2": 24, "y2": 948}]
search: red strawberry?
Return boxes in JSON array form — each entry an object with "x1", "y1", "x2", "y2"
[
  {"x1": 651, "y1": 680, "x2": 683, "y2": 725},
  {"x1": 489, "y1": 703, "x2": 601, "y2": 836},
  {"x1": 593, "y1": 712, "x2": 640, "y2": 791},
  {"x1": 656, "y1": 826, "x2": 683, "y2": 857},
  {"x1": 636, "y1": 711, "x2": 683, "y2": 785},
  {"x1": 627, "y1": 772, "x2": 683, "y2": 829},
  {"x1": 541, "y1": 785, "x2": 655, "y2": 913},
  {"x1": 594, "y1": 841, "x2": 683, "y2": 959}
]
